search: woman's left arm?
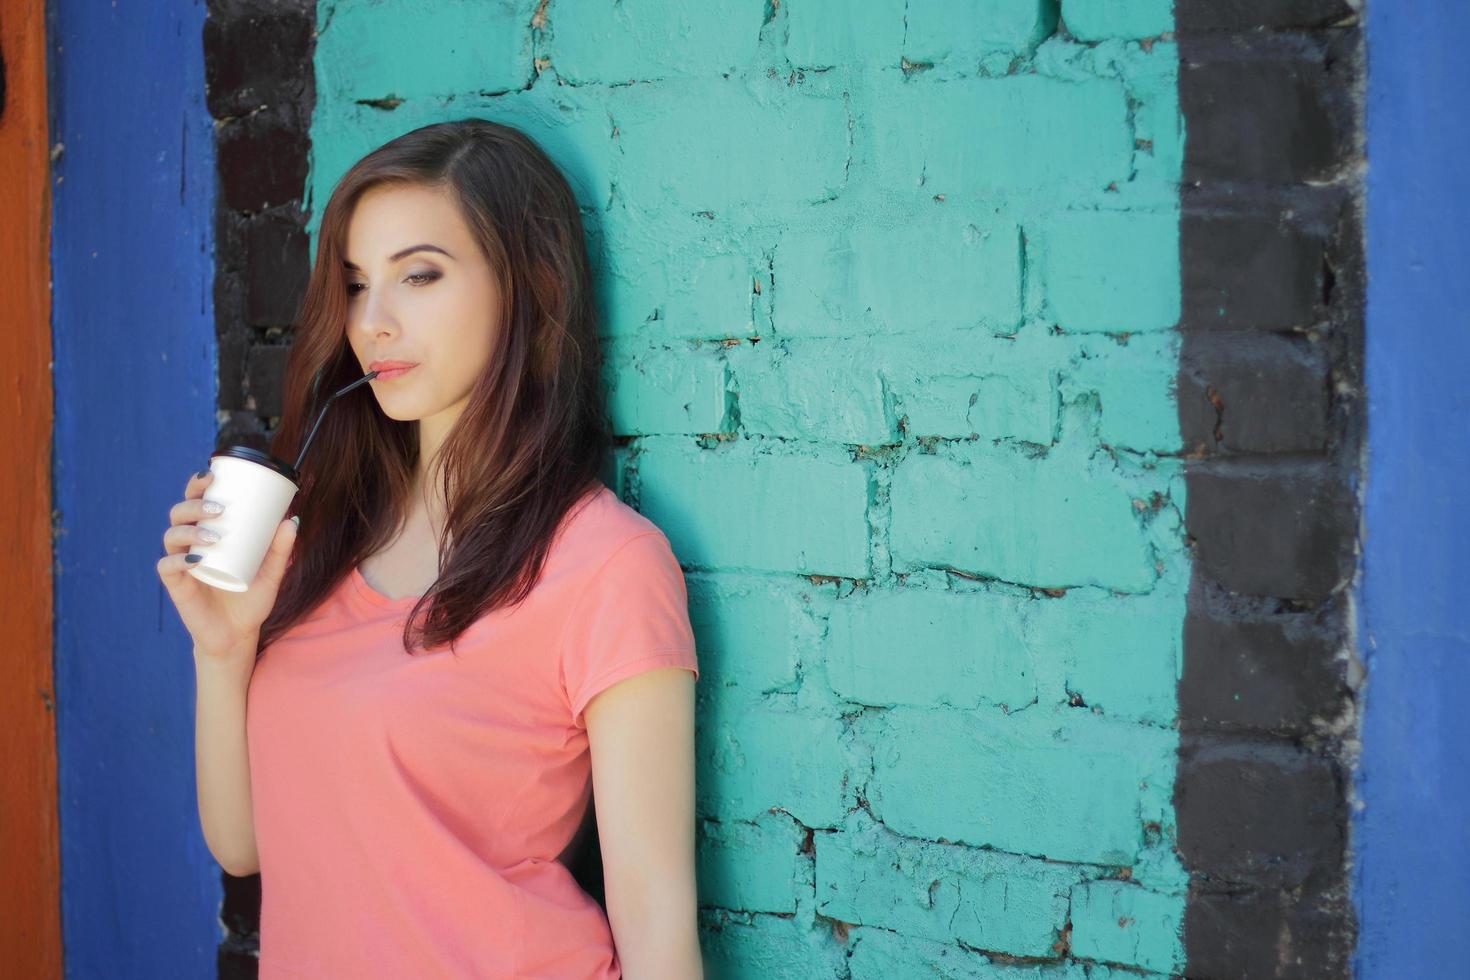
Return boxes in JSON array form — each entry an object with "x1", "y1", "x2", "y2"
[{"x1": 585, "y1": 664, "x2": 704, "y2": 980}]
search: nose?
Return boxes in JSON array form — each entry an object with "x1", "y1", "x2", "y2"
[{"x1": 354, "y1": 283, "x2": 400, "y2": 341}]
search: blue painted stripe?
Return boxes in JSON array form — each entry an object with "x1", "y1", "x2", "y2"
[
  {"x1": 49, "y1": 1, "x2": 222, "y2": 975},
  {"x1": 1356, "y1": 1, "x2": 1470, "y2": 974}
]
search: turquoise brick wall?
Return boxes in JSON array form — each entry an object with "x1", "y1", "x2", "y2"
[{"x1": 307, "y1": 1, "x2": 1186, "y2": 975}]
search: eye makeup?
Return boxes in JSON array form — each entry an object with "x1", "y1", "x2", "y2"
[{"x1": 346, "y1": 269, "x2": 442, "y2": 296}]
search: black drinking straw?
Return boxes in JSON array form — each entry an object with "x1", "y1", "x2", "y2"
[{"x1": 292, "y1": 370, "x2": 379, "y2": 474}]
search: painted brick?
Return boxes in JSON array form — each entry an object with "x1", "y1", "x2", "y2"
[
  {"x1": 1070, "y1": 880, "x2": 1184, "y2": 974},
  {"x1": 847, "y1": 927, "x2": 1103, "y2": 979},
  {"x1": 637, "y1": 441, "x2": 871, "y2": 577},
  {"x1": 1063, "y1": 0, "x2": 1174, "y2": 40},
  {"x1": 500, "y1": 98, "x2": 620, "y2": 230},
  {"x1": 867, "y1": 75, "x2": 1133, "y2": 196},
  {"x1": 1028, "y1": 37, "x2": 1183, "y2": 196},
  {"x1": 695, "y1": 697, "x2": 849, "y2": 829},
  {"x1": 284, "y1": 0, "x2": 1201, "y2": 972},
  {"x1": 816, "y1": 820, "x2": 1076, "y2": 957},
  {"x1": 686, "y1": 578, "x2": 811, "y2": 694},
  {"x1": 824, "y1": 588, "x2": 1036, "y2": 710},
  {"x1": 614, "y1": 77, "x2": 849, "y2": 217},
  {"x1": 307, "y1": 92, "x2": 616, "y2": 253},
  {"x1": 867, "y1": 705, "x2": 1177, "y2": 866},
  {"x1": 1098, "y1": 360, "x2": 1183, "y2": 452},
  {"x1": 598, "y1": 221, "x2": 758, "y2": 340},
  {"x1": 774, "y1": 218, "x2": 1023, "y2": 337},
  {"x1": 890, "y1": 443, "x2": 1158, "y2": 592},
  {"x1": 788, "y1": 0, "x2": 1058, "y2": 67},
  {"x1": 901, "y1": 370, "x2": 1057, "y2": 444},
  {"x1": 699, "y1": 911, "x2": 843, "y2": 980},
  {"x1": 1064, "y1": 331, "x2": 1184, "y2": 453},
  {"x1": 906, "y1": 0, "x2": 1060, "y2": 61},
  {"x1": 786, "y1": 0, "x2": 904, "y2": 67},
  {"x1": 1041, "y1": 209, "x2": 1181, "y2": 333},
  {"x1": 314, "y1": 0, "x2": 529, "y2": 100},
  {"x1": 600, "y1": 445, "x2": 632, "y2": 500},
  {"x1": 729, "y1": 340, "x2": 898, "y2": 445},
  {"x1": 696, "y1": 813, "x2": 806, "y2": 914},
  {"x1": 546, "y1": 0, "x2": 764, "y2": 84},
  {"x1": 1128, "y1": 41, "x2": 1186, "y2": 188},
  {"x1": 1025, "y1": 587, "x2": 1185, "y2": 728},
  {"x1": 886, "y1": 330, "x2": 1058, "y2": 444},
  {"x1": 602, "y1": 341, "x2": 731, "y2": 435}
]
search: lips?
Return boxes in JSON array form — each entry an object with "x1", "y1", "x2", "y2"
[{"x1": 369, "y1": 360, "x2": 419, "y2": 382}]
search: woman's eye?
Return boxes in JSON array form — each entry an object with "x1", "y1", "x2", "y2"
[{"x1": 345, "y1": 271, "x2": 439, "y2": 297}]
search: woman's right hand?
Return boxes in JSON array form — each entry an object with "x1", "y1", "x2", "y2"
[{"x1": 156, "y1": 467, "x2": 299, "y2": 665}]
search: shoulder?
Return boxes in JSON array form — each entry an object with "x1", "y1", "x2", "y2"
[{"x1": 553, "y1": 482, "x2": 679, "y2": 580}]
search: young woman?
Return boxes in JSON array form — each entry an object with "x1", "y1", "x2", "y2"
[{"x1": 157, "y1": 118, "x2": 703, "y2": 978}]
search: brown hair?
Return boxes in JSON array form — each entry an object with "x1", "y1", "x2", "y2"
[{"x1": 253, "y1": 118, "x2": 609, "y2": 657}]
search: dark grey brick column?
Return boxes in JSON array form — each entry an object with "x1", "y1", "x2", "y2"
[
  {"x1": 1173, "y1": 2, "x2": 1365, "y2": 977},
  {"x1": 205, "y1": 0, "x2": 314, "y2": 455},
  {"x1": 202, "y1": 1, "x2": 316, "y2": 976}
]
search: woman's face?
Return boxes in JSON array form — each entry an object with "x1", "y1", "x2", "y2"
[{"x1": 342, "y1": 182, "x2": 501, "y2": 426}]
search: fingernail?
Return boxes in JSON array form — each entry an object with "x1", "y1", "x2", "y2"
[
  {"x1": 203, "y1": 501, "x2": 224, "y2": 515},
  {"x1": 197, "y1": 527, "x2": 221, "y2": 543},
  {"x1": 289, "y1": 515, "x2": 300, "y2": 528},
  {"x1": 185, "y1": 554, "x2": 203, "y2": 564},
  {"x1": 195, "y1": 468, "x2": 211, "y2": 480}
]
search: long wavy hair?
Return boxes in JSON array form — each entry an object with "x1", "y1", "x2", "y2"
[{"x1": 252, "y1": 118, "x2": 609, "y2": 659}]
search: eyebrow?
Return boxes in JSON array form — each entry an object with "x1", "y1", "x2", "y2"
[{"x1": 342, "y1": 243, "x2": 455, "y2": 271}]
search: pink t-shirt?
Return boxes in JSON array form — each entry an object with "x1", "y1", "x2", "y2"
[{"x1": 245, "y1": 483, "x2": 700, "y2": 978}]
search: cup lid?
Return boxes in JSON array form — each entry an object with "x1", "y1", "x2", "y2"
[{"x1": 212, "y1": 445, "x2": 300, "y2": 486}]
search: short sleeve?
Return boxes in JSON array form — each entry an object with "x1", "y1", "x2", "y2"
[{"x1": 561, "y1": 531, "x2": 700, "y2": 729}]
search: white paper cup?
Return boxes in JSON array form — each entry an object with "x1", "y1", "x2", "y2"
[{"x1": 187, "y1": 446, "x2": 300, "y2": 592}]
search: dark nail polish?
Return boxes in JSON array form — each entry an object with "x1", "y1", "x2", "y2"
[
  {"x1": 185, "y1": 553, "x2": 203, "y2": 564},
  {"x1": 195, "y1": 468, "x2": 211, "y2": 479}
]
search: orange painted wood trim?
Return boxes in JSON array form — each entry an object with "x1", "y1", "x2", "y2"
[{"x1": 0, "y1": 0, "x2": 62, "y2": 974}]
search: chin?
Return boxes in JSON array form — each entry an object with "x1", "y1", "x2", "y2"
[{"x1": 377, "y1": 403, "x2": 426, "y2": 423}]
